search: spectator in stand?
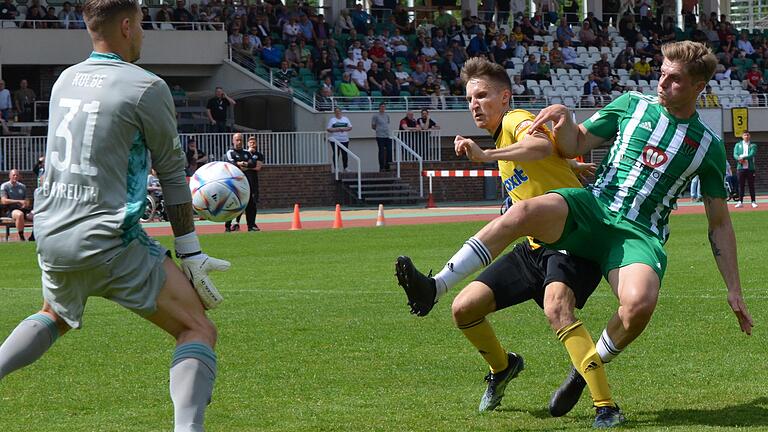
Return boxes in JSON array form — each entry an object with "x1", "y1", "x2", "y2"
[
  {"x1": 71, "y1": 2, "x2": 85, "y2": 29},
  {"x1": 467, "y1": 29, "x2": 489, "y2": 57},
  {"x1": 336, "y1": 8, "x2": 353, "y2": 34},
  {"x1": 343, "y1": 50, "x2": 359, "y2": 72},
  {"x1": 390, "y1": 28, "x2": 408, "y2": 56},
  {"x1": 631, "y1": 56, "x2": 655, "y2": 81},
  {"x1": 416, "y1": 109, "x2": 439, "y2": 130},
  {"x1": 185, "y1": 138, "x2": 208, "y2": 176},
  {"x1": 58, "y1": 2, "x2": 77, "y2": 29},
  {"x1": 561, "y1": 39, "x2": 583, "y2": 70},
  {"x1": 172, "y1": 0, "x2": 192, "y2": 28},
  {"x1": 537, "y1": 55, "x2": 551, "y2": 82},
  {"x1": 316, "y1": 85, "x2": 334, "y2": 112},
  {"x1": 369, "y1": 39, "x2": 388, "y2": 65},
  {"x1": 338, "y1": 72, "x2": 361, "y2": 98},
  {"x1": 377, "y1": 61, "x2": 399, "y2": 96},
  {"x1": 582, "y1": 73, "x2": 599, "y2": 106},
  {"x1": 521, "y1": 54, "x2": 540, "y2": 80},
  {"x1": 556, "y1": 16, "x2": 575, "y2": 45},
  {"x1": 0, "y1": 0, "x2": 17, "y2": 21},
  {"x1": 432, "y1": 28, "x2": 449, "y2": 56},
  {"x1": 697, "y1": 85, "x2": 720, "y2": 108},
  {"x1": 392, "y1": 2, "x2": 412, "y2": 34},
  {"x1": 0, "y1": 80, "x2": 11, "y2": 121},
  {"x1": 410, "y1": 63, "x2": 428, "y2": 96},
  {"x1": 1, "y1": 169, "x2": 33, "y2": 241},
  {"x1": 579, "y1": 20, "x2": 600, "y2": 48},
  {"x1": 746, "y1": 64, "x2": 765, "y2": 94},
  {"x1": 394, "y1": 62, "x2": 412, "y2": 94},
  {"x1": 261, "y1": 37, "x2": 283, "y2": 67},
  {"x1": 423, "y1": 75, "x2": 441, "y2": 108},
  {"x1": 252, "y1": 15, "x2": 270, "y2": 39},
  {"x1": 594, "y1": 53, "x2": 611, "y2": 73},
  {"x1": 274, "y1": 61, "x2": 296, "y2": 92},
  {"x1": 734, "y1": 131, "x2": 758, "y2": 208},
  {"x1": 613, "y1": 46, "x2": 634, "y2": 70},
  {"x1": 282, "y1": 16, "x2": 300, "y2": 43},
  {"x1": 350, "y1": 3, "x2": 370, "y2": 34},
  {"x1": 13, "y1": 79, "x2": 36, "y2": 122},
  {"x1": 548, "y1": 40, "x2": 567, "y2": 69},
  {"x1": 314, "y1": 49, "x2": 334, "y2": 82},
  {"x1": 449, "y1": 39, "x2": 468, "y2": 67},
  {"x1": 42, "y1": 6, "x2": 60, "y2": 28},
  {"x1": 228, "y1": 23, "x2": 244, "y2": 45},
  {"x1": 439, "y1": 52, "x2": 461, "y2": 88},
  {"x1": 23, "y1": 4, "x2": 45, "y2": 29},
  {"x1": 327, "y1": 107, "x2": 352, "y2": 171},
  {"x1": 297, "y1": 13, "x2": 315, "y2": 44},
  {"x1": 155, "y1": 2, "x2": 170, "y2": 22},
  {"x1": 399, "y1": 110, "x2": 418, "y2": 131},
  {"x1": 421, "y1": 38, "x2": 440, "y2": 65},
  {"x1": 351, "y1": 61, "x2": 370, "y2": 94},
  {"x1": 284, "y1": 41, "x2": 303, "y2": 69},
  {"x1": 140, "y1": 5, "x2": 153, "y2": 29},
  {"x1": 738, "y1": 32, "x2": 756, "y2": 59},
  {"x1": 206, "y1": 87, "x2": 236, "y2": 133},
  {"x1": 496, "y1": 0, "x2": 511, "y2": 26},
  {"x1": 247, "y1": 26, "x2": 263, "y2": 52},
  {"x1": 313, "y1": 14, "x2": 331, "y2": 41},
  {"x1": 371, "y1": 103, "x2": 392, "y2": 172}
]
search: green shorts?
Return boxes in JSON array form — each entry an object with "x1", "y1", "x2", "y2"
[
  {"x1": 543, "y1": 188, "x2": 667, "y2": 282},
  {"x1": 40, "y1": 235, "x2": 168, "y2": 329}
]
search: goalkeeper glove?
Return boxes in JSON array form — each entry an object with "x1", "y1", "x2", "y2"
[{"x1": 175, "y1": 232, "x2": 230, "y2": 309}]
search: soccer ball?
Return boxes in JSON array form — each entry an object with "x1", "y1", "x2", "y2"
[{"x1": 189, "y1": 161, "x2": 250, "y2": 222}]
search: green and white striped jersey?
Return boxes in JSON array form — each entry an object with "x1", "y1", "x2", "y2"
[
  {"x1": 34, "y1": 52, "x2": 189, "y2": 271},
  {"x1": 583, "y1": 92, "x2": 726, "y2": 244}
]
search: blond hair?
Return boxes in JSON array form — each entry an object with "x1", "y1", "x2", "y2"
[
  {"x1": 460, "y1": 57, "x2": 512, "y2": 91},
  {"x1": 661, "y1": 41, "x2": 718, "y2": 84}
]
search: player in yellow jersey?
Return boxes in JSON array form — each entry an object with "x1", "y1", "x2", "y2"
[{"x1": 395, "y1": 57, "x2": 625, "y2": 428}]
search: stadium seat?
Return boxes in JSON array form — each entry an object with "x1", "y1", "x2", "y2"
[
  {"x1": 637, "y1": 79, "x2": 649, "y2": 88},
  {"x1": 600, "y1": 46, "x2": 611, "y2": 55},
  {"x1": 567, "y1": 69, "x2": 580, "y2": 77},
  {"x1": 566, "y1": 85, "x2": 580, "y2": 95},
  {"x1": 576, "y1": 46, "x2": 587, "y2": 55},
  {"x1": 1, "y1": 20, "x2": 17, "y2": 28},
  {"x1": 588, "y1": 46, "x2": 599, "y2": 54},
  {"x1": 160, "y1": 22, "x2": 175, "y2": 30}
]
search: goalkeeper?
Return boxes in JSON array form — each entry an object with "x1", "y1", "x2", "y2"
[{"x1": 0, "y1": 1, "x2": 227, "y2": 431}]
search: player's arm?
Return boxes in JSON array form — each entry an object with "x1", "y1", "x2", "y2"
[
  {"x1": 455, "y1": 129, "x2": 553, "y2": 162},
  {"x1": 138, "y1": 80, "x2": 229, "y2": 309},
  {"x1": 702, "y1": 196, "x2": 753, "y2": 335},
  {"x1": 567, "y1": 158, "x2": 597, "y2": 180},
  {"x1": 526, "y1": 104, "x2": 607, "y2": 158}
]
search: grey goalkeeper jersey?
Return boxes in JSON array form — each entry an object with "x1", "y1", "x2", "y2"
[{"x1": 34, "y1": 52, "x2": 190, "y2": 271}]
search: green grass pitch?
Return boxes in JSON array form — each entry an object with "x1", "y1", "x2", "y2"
[{"x1": 0, "y1": 211, "x2": 765, "y2": 431}]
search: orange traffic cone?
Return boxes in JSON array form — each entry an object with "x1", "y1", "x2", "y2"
[
  {"x1": 376, "y1": 204, "x2": 386, "y2": 227},
  {"x1": 290, "y1": 203, "x2": 302, "y2": 230},
  {"x1": 332, "y1": 204, "x2": 343, "y2": 229},
  {"x1": 426, "y1": 193, "x2": 436, "y2": 208}
]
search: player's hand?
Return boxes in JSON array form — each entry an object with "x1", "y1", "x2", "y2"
[
  {"x1": 528, "y1": 104, "x2": 571, "y2": 135},
  {"x1": 572, "y1": 161, "x2": 597, "y2": 181},
  {"x1": 454, "y1": 135, "x2": 488, "y2": 162},
  {"x1": 728, "y1": 291, "x2": 753, "y2": 335},
  {"x1": 180, "y1": 254, "x2": 230, "y2": 310}
]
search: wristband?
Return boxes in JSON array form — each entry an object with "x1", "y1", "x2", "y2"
[{"x1": 174, "y1": 231, "x2": 201, "y2": 257}]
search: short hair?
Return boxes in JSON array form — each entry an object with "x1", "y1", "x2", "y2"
[
  {"x1": 661, "y1": 41, "x2": 718, "y2": 84},
  {"x1": 460, "y1": 57, "x2": 512, "y2": 91},
  {"x1": 83, "y1": 0, "x2": 139, "y2": 33}
]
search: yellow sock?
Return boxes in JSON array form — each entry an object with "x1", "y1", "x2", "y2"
[
  {"x1": 557, "y1": 321, "x2": 614, "y2": 408},
  {"x1": 458, "y1": 317, "x2": 508, "y2": 373}
]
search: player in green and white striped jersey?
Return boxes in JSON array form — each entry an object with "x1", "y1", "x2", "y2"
[
  {"x1": 0, "y1": 1, "x2": 228, "y2": 430},
  {"x1": 392, "y1": 41, "x2": 753, "y2": 417}
]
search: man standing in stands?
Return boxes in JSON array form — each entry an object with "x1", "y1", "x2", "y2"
[
  {"x1": 243, "y1": 136, "x2": 264, "y2": 231},
  {"x1": 371, "y1": 103, "x2": 392, "y2": 172},
  {"x1": 734, "y1": 131, "x2": 758, "y2": 208},
  {"x1": 14, "y1": 79, "x2": 37, "y2": 122},
  {"x1": 206, "y1": 86, "x2": 236, "y2": 133},
  {"x1": 1, "y1": 169, "x2": 34, "y2": 241},
  {"x1": 0, "y1": 80, "x2": 11, "y2": 121}
]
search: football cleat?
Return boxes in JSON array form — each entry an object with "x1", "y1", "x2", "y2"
[
  {"x1": 395, "y1": 256, "x2": 437, "y2": 317},
  {"x1": 549, "y1": 366, "x2": 587, "y2": 417},
  {"x1": 593, "y1": 405, "x2": 625, "y2": 428},
  {"x1": 478, "y1": 352, "x2": 525, "y2": 412}
]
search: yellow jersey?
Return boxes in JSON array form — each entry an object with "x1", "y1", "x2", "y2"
[{"x1": 494, "y1": 109, "x2": 582, "y2": 205}]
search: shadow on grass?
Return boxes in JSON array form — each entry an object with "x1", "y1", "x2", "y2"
[{"x1": 637, "y1": 397, "x2": 768, "y2": 428}]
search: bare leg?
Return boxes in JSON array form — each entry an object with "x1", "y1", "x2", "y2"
[{"x1": 604, "y1": 263, "x2": 660, "y2": 351}]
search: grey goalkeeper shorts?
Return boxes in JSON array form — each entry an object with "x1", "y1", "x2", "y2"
[{"x1": 40, "y1": 236, "x2": 169, "y2": 329}]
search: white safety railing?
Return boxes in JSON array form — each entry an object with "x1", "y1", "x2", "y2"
[
  {"x1": 182, "y1": 132, "x2": 329, "y2": 166},
  {"x1": 394, "y1": 130, "x2": 441, "y2": 162},
  {"x1": 328, "y1": 136, "x2": 362, "y2": 200},
  {"x1": 0, "y1": 136, "x2": 46, "y2": 171},
  {"x1": 391, "y1": 135, "x2": 423, "y2": 198}
]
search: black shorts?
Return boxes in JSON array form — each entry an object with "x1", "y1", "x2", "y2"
[
  {"x1": 474, "y1": 241, "x2": 602, "y2": 311},
  {"x1": 3, "y1": 206, "x2": 30, "y2": 218}
]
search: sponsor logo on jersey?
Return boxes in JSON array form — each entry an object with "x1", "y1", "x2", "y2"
[
  {"x1": 503, "y1": 168, "x2": 529, "y2": 192},
  {"x1": 639, "y1": 121, "x2": 653, "y2": 132},
  {"x1": 681, "y1": 136, "x2": 700, "y2": 155},
  {"x1": 514, "y1": 119, "x2": 534, "y2": 137},
  {"x1": 641, "y1": 146, "x2": 668, "y2": 168}
]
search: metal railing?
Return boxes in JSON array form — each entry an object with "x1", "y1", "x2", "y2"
[
  {"x1": 391, "y1": 135, "x2": 423, "y2": 198},
  {"x1": 328, "y1": 136, "x2": 362, "y2": 200},
  {"x1": 0, "y1": 135, "x2": 46, "y2": 172},
  {"x1": 394, "y1": 130, "x2": 441, "y2": 161},
  {"x1": 182, "y1": 132, "x2": 329, "y2": 166}
]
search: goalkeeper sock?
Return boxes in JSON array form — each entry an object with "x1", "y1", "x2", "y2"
[
  {"x1": 458, "y1": 317, "x2": 508, "y2": 373},
  {"x1": 557, "y1": 321, "x2": 614, "y2": 408},
  {"x1": 434, "y1": 237, "x2": 492, "y2": 300},
  {"x1": 170, "y1": 342, "x2": 217, "y2": 432},
  {"x1": 0, "y1": 313, "x2": 59, "y2": 380},
  {"x1": 595, "y1": 329, "x2": 622, "y2": 364}
]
